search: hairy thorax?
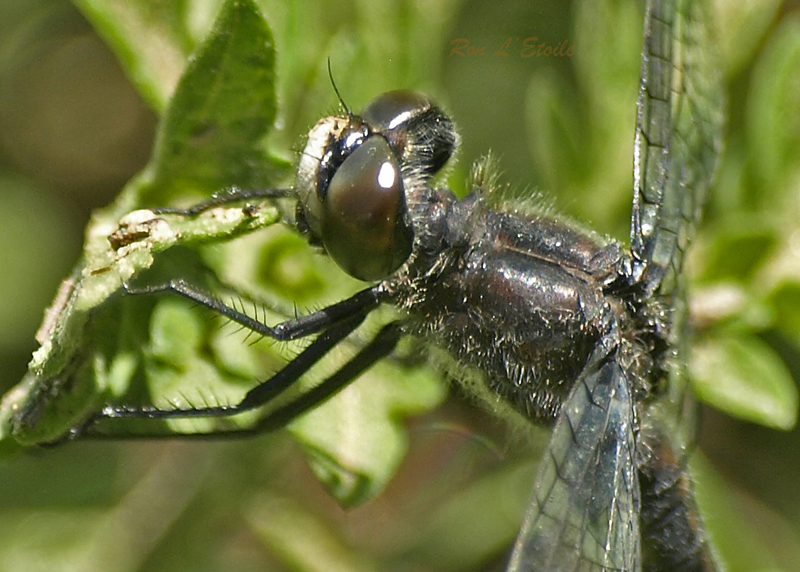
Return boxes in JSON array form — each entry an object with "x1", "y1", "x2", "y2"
[{"x1": 392, "y1": 197, "x2": 633, "y2": 425}]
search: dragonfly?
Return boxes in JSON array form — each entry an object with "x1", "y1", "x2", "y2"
[{"x1": 10, "y1": 0, "x2": 724, "y2": 569}]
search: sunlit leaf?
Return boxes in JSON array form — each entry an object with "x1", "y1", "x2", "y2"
[
  {"x1": 691, "y1": 332, "x2": 799, "y2": 430},
  {"x1": 136, "y1": 0, "x2": 284, "y2": 205}
]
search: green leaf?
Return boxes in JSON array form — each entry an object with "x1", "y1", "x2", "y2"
[
  {"x1": 0, "y1": 203, "x2": 282, "y2": 445},
  {"x1": 138, "y1": 0, "x2": 284, "y2": 205},
  {"x1": 291, "y1": 353, "x2": 446, "y2": 507},
  {"x1": 691, "y1": 332, "x2": 799, "y2": 430}
]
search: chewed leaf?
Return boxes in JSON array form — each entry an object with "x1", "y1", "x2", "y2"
[
  {"x1": 0, "y1": 203, "x2": 281, "y2": 446},
  {"x1": 0, "y1": 0, "x2": 286, "y2": 448},
  {"x1": 691, "y1": 332, "x2": 799, "y2": 430}
]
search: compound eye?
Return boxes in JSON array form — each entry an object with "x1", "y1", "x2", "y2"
[
  {"x1": 361, "y1": 90, "x2": 433, "y2": 132},
  {"x1": 322, "y1": 136, "x2": 413, "y2": 281},
  {"x1": 361, "y1": 90, "x2": 457, "y2": 178}
]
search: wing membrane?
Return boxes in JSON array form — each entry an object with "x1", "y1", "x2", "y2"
[
  {"x1": 630, "y1": 0, "x2": 725, "y2": 295},
  {"x1": 507, "y1": 342, "x2": 640, "y2": 572}
]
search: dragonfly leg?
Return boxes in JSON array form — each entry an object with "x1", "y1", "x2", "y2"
[
  {"x1": 248, "y1": 321, "x2": 404, "y2": 433},
  {"x1": 123, "y1": 279, "x2": 383, "y2": 341},
  {"x1": 74, "y1": 319, "x2": 403, "y2": 439},
  {"x1": 151, "y1": 188, "x2": 294, "y2": 216},
  {"x1": 68, "y1": 282, "x2": 394, "y2": 439}
]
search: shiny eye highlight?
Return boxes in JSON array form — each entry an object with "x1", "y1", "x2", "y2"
[{"x1": 377, "y1": 161, "x2": 397, "y2": 188}]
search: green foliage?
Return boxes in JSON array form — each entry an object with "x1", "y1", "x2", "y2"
[
  {"x1": 1, "y1": 0, "x2": 446, "y2": 514},
  {"x1": 1, "y1": 1, "x2": 288, "y2": 445},
  {"x1": 692, "y1": 332, "x2": 798, "y2": 430},
  {"x1": 1, "y1": 0, "x2": 800, "y2": 570}
]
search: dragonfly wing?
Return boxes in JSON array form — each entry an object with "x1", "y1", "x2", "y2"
[
  {"x1": 507, "y1": 342, "x2": 641, "y2": 572},
  {"x1": 630, "y1": 0, "x2": 725, "y2": 296}
]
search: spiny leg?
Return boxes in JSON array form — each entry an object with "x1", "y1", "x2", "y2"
[
  {"x1": 248, "y1": 321, "x2": 403, "y2": 434},
  {"x1": 151, "y1": 188, "x2": 294, "y2": 216},
  {"x1": 92, "y1": 312, "x2": 367, "y2": 422},
  {"x1": 77, "y1": 318, "x2": 404, "y2": 439},
  {"x1": 69, "y1": 278, "x2": 389, "y2": 438},
  {"x1": 123, "y1": 279, "x2": 384, "y2": 341}
]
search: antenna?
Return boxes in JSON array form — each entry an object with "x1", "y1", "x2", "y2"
[{"x1": 327, "y1": 58, "x2": 352, "y2": 116}]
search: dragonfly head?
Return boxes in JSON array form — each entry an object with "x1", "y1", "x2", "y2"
[{"x1": 295, "y1": 90, "x2": 458, "y2": 281}]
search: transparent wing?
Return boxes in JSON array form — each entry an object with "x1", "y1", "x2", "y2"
[
  {"x1": 630, "y1": 0, "x2": 725, "y2": 296},
  {"x1": 507, "y1": 342, "x2": 640, "y2": 572}
]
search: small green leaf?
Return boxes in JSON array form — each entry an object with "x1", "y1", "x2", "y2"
[
  {"x1": 139, "y1": 0, "x2": 283, "y2": 205},
  {"x1": 290, "y1": 352, "x2": 446, "y2": 507},
  {"x1": 691, "y1": 332, "x2": 799, "y2": 430}
]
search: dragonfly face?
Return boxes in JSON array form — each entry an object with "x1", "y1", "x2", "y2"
[
  {"x1": 10, "y1": 0, "x2": 724, "y2": 569},
  {"x1": 294, "y1": 90, "x2": 457, "y2": 282}
]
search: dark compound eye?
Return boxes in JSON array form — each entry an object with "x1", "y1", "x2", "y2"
[
  {"x1": 360, "y1": 90, "x2": 433, "y2": 131},
  {"x1": 361, "y1": 90, "x2": 458, "y2": 177},
  {"x1": 321, "y1": 136, "x2": 413, "y2": 281}
]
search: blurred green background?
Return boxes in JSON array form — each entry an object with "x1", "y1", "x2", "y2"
[{"x1": 1, "y1": 0, "x2": 800, "y2": 570}]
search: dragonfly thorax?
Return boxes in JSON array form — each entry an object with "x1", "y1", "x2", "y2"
[{"x1": 388, "y1": 190, "x2": 626, "y2": 425}]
